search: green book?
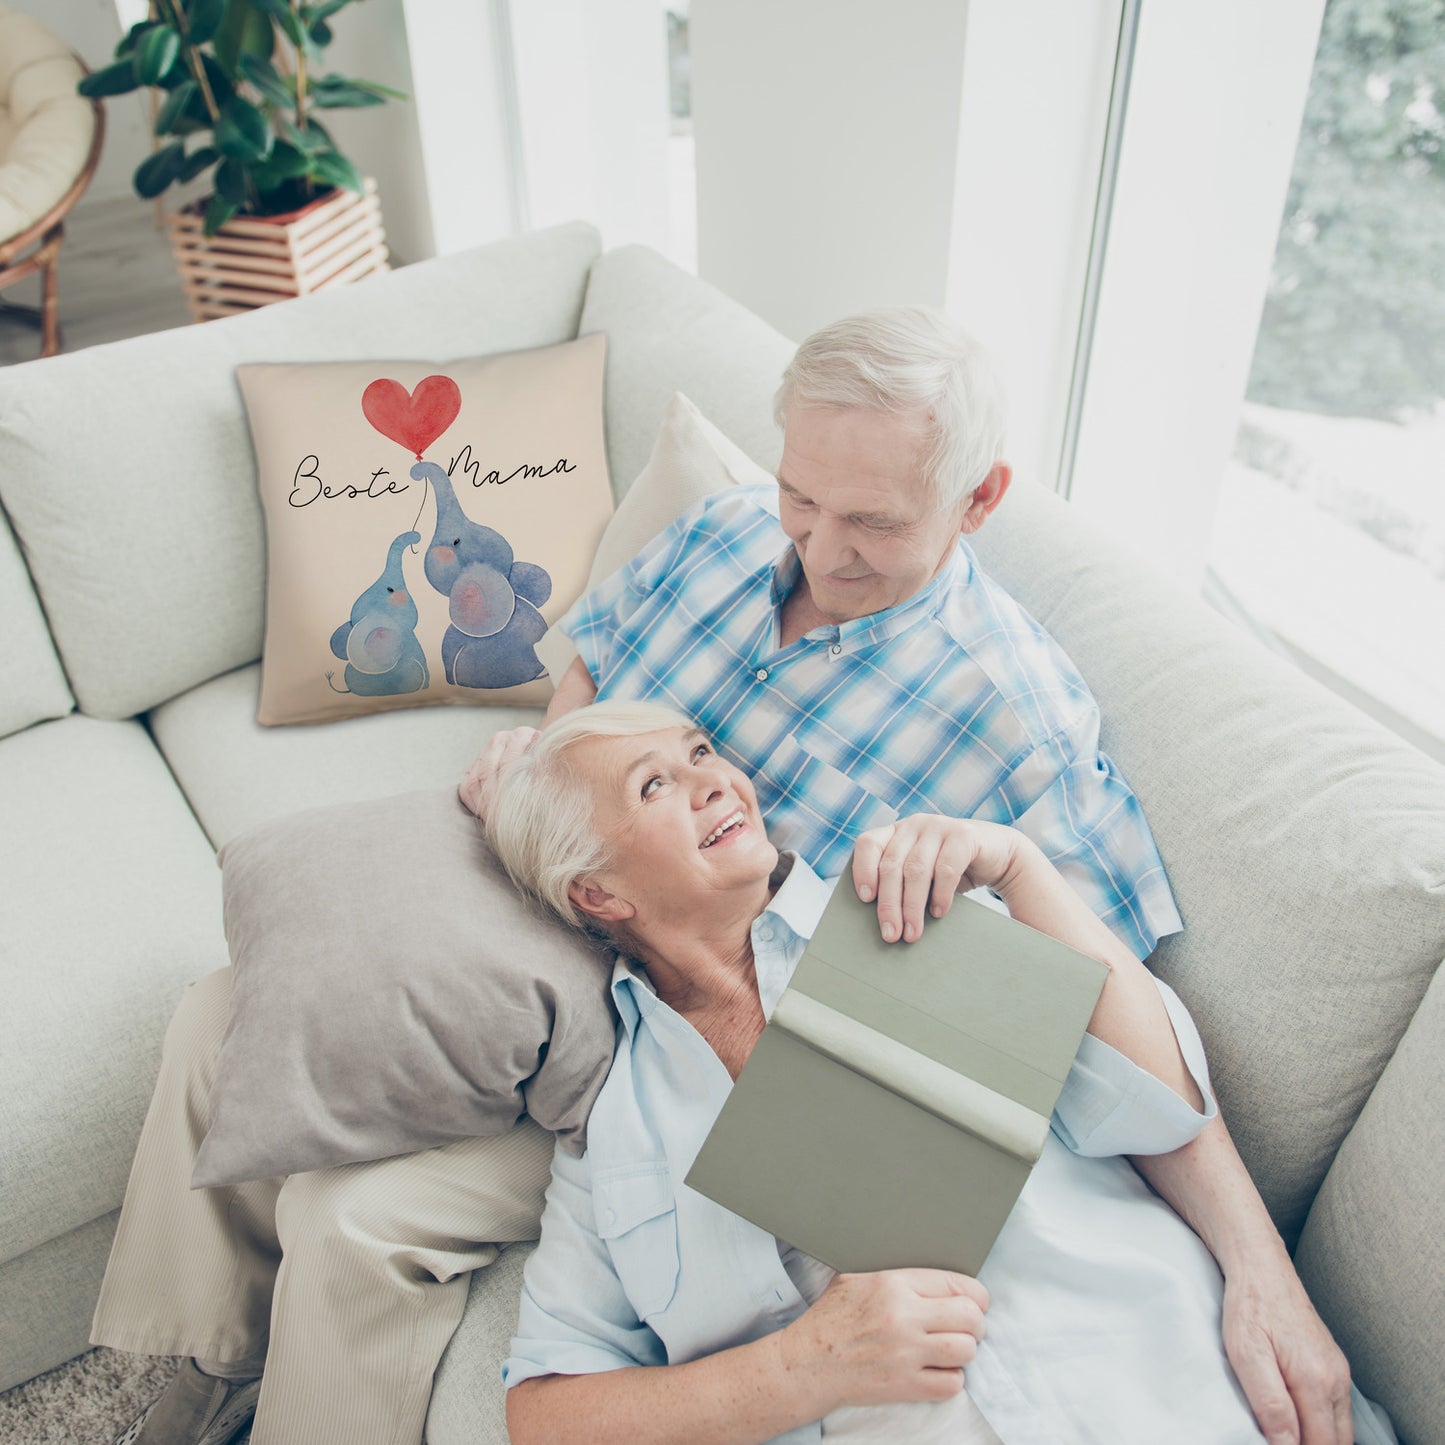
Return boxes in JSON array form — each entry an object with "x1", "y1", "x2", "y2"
[{"x1": 684, "y1": 886, "x2": 1110, "y2": 1276}]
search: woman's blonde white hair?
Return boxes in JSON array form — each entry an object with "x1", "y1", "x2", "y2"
[
  {"x1": 774, "y1": 307, "x2": 1007, "y2": 511},
  {"x1": 486, "y1": 700, "x2": 697, "y2": 931}
]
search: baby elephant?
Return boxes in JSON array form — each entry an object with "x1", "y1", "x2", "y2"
[{"x1": 327, "y1": 531, "x2": 431, "y2": 696}]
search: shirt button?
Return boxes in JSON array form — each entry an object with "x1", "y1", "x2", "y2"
[
  {"x1": 756, "y1": 924, "x2": 773, "y2": 943},
  {"x1": 755, "y1": 668, "x2": 769, "y2": 681},
  {"x1": 830, "y1": 644, "x2": 842, "y2": 655}
]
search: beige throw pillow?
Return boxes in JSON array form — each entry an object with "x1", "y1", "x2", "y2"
[
  {"x1": 535, "y1": 391, "x2": 773, "y2": 678},
  {"x1": 239, "y1": 335, "x2": 613, "y2": 725}
]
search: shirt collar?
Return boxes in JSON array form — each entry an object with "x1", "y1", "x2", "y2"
[
  {"x1": 609, "y1": 852, "x2": 835, "y2": 1037},
  {"x1": 767, "y1": 542, "x2": 972, "y2": 651}
]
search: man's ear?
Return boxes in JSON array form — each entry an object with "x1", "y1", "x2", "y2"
[
  {"x1": 959, "y1": 462, "x2": 1012, "y2": 536},
  {"x1": 567, "y1": 879, "x2": 635, "y2": 924}
]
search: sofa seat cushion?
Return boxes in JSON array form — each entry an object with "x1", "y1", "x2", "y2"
[
  {"x1": 581, "y1": 244, "x2": 795, "y2": 497},
  {"x1": 0, "y1": 222, "x2": 602, "y2": 722},
  {"x1": 968, "y1": 478, "x2": 1445, "y2": 1243},
  {"x1": 0, "y1": 715, "x2": 226, "y2": 1267},
  {"x1": 148, "y1": 663, "x2": 541, "y2": 849}
]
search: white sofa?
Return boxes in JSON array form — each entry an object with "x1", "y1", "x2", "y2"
[{"x1": 0, "y1": 222, "x2": 1441, "y2": 1444}]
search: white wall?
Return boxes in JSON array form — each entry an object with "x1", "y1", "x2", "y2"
[
  {"x1": 690, "y1": 0, "x2": 972, "y2": 342},
  {"x1": 509, "y1": 0, "x2": 671, "y2": 251},
  {"x1": 22, "y1": 0, "x2": 154, "y2": 203},
  {"x1": 946, "y1": 0, "x2": 1121, "y2": 495},
  {"x1": 1067, "y1": 1, "x2": 1326, "y2": 583}
]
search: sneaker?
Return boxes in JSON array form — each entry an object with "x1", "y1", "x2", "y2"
[{"x1": 112, "y1": 1358, "x2": 262, "y2": 1445}]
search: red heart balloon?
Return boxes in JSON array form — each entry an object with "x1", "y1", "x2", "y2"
[{"x1": 361, "y1": 375, "x2": 462, "y2": 457}]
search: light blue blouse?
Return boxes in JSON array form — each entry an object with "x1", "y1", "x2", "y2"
[{"x1": 504, "y1": 858, "x2": 1271, "y2": 1443}]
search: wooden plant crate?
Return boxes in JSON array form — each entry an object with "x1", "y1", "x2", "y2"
[{"x1": 165, "y1": 178, "x2": 389, "y2": 322}]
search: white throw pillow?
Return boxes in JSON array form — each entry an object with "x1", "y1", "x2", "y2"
[{"x1": 534, "y1": 392, "x2": 775, "y2": 678}]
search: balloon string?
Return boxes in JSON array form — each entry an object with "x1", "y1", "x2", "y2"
[{"x1": 409, "y1": 463, "x2": 427, "y2": 549}]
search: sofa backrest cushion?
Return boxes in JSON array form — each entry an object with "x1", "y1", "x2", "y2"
[
  {"x1": 0, "y1": 221, "x2": 602, "y2": 721},
  {"x1": 1294, "y1": 957, "x2": 1444, "y2": 1445},
  {"x1": 969, "y1": 479, "x2": 1445, "y2": 1245},
  {"x1": 0, "y1": 503, "x2": 71, "y2": 738},
  {"x1": 579, "y1": 244, "x2": 795, "y2": 497}
]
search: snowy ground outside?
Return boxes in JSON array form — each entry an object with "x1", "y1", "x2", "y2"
[{"x1": 1211, "y1": 402, "x2": 1445, "y2": 756}]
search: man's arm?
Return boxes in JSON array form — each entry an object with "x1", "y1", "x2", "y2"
[
  {"x1": 1131, "y1": 1120, "x2": 1353, "y2": 1445},
  {"x1": 459, "y1": 657, "x2": 598, "y2": 819}
]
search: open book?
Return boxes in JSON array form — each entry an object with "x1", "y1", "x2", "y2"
[{"x1": 684, "y1": 884, "x2": 1109, "y2": 1275}]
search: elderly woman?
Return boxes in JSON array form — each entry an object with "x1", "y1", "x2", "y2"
[{"x1": 485, "y1": 700, "x2": 1315, "y2": 1445}]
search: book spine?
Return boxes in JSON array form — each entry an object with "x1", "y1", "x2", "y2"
[{"x1": 771, "y1": 990, "x2": 1050, "y2": 1165}]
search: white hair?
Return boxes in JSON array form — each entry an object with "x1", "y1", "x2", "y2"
[
  {"x1": 774, "y1": 307, "x2": 1008, "y2": 510},
  {"x1": 486, "y1": 700, "x2": 696, "y2": 932}
]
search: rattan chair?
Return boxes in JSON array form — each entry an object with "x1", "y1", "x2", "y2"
[{"x1": 0, "y1": 7, "x2": 104, "y2": 359}]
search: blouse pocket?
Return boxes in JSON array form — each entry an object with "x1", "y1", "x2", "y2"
[{"x1": 593, "y1": 1162, "x2": 681, "y2": 1321}]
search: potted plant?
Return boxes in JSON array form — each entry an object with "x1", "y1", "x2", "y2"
[{"x1": 79, "y1": 0, "x2": 404, "y2": 319}]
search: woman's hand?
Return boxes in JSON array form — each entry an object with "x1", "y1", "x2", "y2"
[
  {"x1": 459, "y1": 726, "x2": 540, "y2": 821},
  {"x1": 852, "y1": 815, "x2": 1029, "y2": 943},
  {"x1": 779, "y1": 1269, "x2": 989, "y2": 1412}
]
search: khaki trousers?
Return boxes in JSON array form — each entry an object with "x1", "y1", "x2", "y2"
[{"x1": 91, "y1": 969, "x2": 555, "y2": 1445}]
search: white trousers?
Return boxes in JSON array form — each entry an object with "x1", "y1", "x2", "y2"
[{"x1": 90, "y1": 968, "x2": 554, "y2": 1445}]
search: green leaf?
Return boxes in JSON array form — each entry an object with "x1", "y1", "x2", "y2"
[
  {"x1": 80, "y1": 60, "x2": 142, "y2": 98},
  {"x1": 309, "y1": 75, "x2": 384, "y2": 109},
  {"x1": 281, "y1": 115, "x2": 332, "y2": 153},
  {"x1": 308, "y1": 18, "x2": 332, "y2": 47},
  {"x1": 264, "y1": 139, "x2": 312, "y2": 178},
  {"x1": 134, "y1": 25, "x2": 181, "y2": 86},
  {"x1": 247, "y1": 0, "x2": 306, "y2": 45},
  {"x1": 199, "y1": 53, "x2": 236, "y2": 107},
  {"x1": 115, "y1": 20, "x2": 156, "y2": 59},
  {"x1": 309, "y1": 148, "x2": 363, "y2": 194},
  {"x1": 215, "y1": 95, "x2": 274, "y2": 160},
  {"x1": 154, "y1": 79, "x2": 197, "y2": 134},
  {"x1": 133, "y1": 142, "x2": 186, "y2": 199},
  {"x1": 186, "y1": 0, "x2": 227, "y2": 47},
  {"x1": 203, "y1": 193, "x2": 239, "y2": 236},
  {"x1": 350, "y1": 78, "x2": 408, "y2": 101},
  {"x1": 215, "y1": 156, "x2": 250, "y2": 205},
  {"x1": 239, "y1": 52, "x2": 295, "y2": 107},
  {"x1": 301, "y1": 0, "x2": 352, "y2": 23},
  {"x1": 178, "y1": 145, "x2": 220, "y2": 182},
  {"x1": 214, "y1": 0, "x2": 274, "y2": 75}
]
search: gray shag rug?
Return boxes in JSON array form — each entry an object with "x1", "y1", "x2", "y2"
[{"x1": 0, "y1": 1350, "x2": 254, "y2": 1445}]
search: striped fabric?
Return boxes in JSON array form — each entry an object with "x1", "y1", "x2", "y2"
[{"x1": 563, "y1": 485, "x2": 1181, "y2": 960}]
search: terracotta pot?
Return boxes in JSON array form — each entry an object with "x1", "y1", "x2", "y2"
[{"x1": 164, "y1": 178, "x2": 389, "y2": 322}]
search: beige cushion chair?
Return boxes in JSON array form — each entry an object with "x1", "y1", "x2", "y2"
[{"x1": 0, "y1": 6, "x2": 102, "y2": 358}]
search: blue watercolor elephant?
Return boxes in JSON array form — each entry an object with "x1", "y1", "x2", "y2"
[
  {"x1": 412, "y1": 461, "x2": 553, "y2": 689},
  {"x1": 326, "y1": 531, "x2": 431, "y2": 696}
]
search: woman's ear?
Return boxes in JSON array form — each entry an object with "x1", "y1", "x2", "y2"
[{"x1": 567, "y1": 879, "x2": 636, "y2": 924}]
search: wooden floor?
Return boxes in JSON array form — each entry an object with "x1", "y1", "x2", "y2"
[{"x1": 0, "y1": 194, "x2": 193, "y2": 366}]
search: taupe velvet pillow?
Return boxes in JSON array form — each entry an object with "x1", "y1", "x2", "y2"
[{"x1": 192, "y1": 789, "x2": 618, "y2": 1188}]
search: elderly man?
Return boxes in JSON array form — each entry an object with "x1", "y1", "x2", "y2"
[
  {"x1": 95, "y1": 310, "x2": 1350, "y2": 1445},
  {"x1": 462, "y1": 309, "x2": 1353, "y2": 1445}
]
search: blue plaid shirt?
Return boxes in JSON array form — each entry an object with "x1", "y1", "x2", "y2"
[{"x1": 562, "y1": 485, "x2": 1181, "y2": 959}]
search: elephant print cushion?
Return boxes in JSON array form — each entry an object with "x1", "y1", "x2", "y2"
[{"x1": 237, "y1": 335, "x2": 612, "y2": 725}]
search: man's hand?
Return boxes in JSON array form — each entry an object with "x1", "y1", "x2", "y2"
[
  {"x1": 1221, "y1": 1262, "x2": 1353, "y2": 1445},
  {"x1": 459, "y1": 726, "x2": 540, "y2": 822}
]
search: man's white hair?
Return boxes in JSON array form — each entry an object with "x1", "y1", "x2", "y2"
[
  {"x1": 487, "y1": 700, "x2": 696, "y2": 931},
  {"x1": 774, "y1": 307, "x2": 1008, "y2": 511}
]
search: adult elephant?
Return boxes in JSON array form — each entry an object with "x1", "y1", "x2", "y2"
[{"x1": 412, "y1": 460, "x2": 552, "y2": 689}]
